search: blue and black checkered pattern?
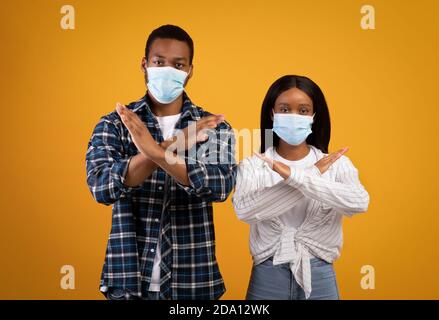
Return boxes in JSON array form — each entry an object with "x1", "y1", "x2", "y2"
[{"x1": 85, "y1": 92, "x2": 236, "y2": 299}]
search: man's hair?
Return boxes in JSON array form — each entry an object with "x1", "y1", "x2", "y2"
[{"x1": 145, "y1": 25, "x2": 194, "y2": 64}]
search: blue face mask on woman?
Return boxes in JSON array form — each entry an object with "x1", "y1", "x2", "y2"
[
  {"x1": 272, "y1": 112, "x2": 315, "y2": 146},
  {"x1": 146, "y1": 66, "x2": 190, "y2": 104}
]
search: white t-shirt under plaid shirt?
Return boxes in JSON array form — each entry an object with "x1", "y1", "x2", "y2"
[{"x1": 149, "y1": 112, "x2": 182, "y2": 292}]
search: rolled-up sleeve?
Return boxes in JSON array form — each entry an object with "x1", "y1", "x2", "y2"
[
  {"x1": 285, "y1": 155, "x2": 370, "y2": 216},
  {"x1": 85, "y1": 115, "x2": 141, "y2": 206},
  {"x1": 177, "y1": 121, "x2": 237, "y2": 202}
]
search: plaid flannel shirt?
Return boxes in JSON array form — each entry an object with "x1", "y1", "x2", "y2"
[{"x1": 85, "y1": 92, "x2": 237, "y2": 300}]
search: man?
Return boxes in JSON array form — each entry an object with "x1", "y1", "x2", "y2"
[{"x1": 85, "y1": 25, "x2": 236, "y2": 300}]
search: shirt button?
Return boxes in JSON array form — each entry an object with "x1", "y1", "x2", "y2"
[
  {"x1": 158, "y1": 186, "x2": 163, "y2": 190},
  {"x1": 150, "y1": 248, "x2": 155, "y2": 253},
  {"x1": 155, "y1": 218, "x2": 159, "y2": 223}
]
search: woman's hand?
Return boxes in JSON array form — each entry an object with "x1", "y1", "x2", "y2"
[
  {"x1": 254, "y1": 146, "x2": 349, "y2": 179},
  {"x1": 253, "y1": 152, "x2": 292, "y2": 179},
  {"x1": 314, "y1": 147, "x2": 349, "y2": 174}
]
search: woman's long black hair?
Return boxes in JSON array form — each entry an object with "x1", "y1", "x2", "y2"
[{"x1": 260, "y1": 75, "x2": 331, "y2": 153}]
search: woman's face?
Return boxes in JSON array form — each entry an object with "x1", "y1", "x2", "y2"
[{"x1": 271, "y1": 87, "x2": 314, "y2": 118}]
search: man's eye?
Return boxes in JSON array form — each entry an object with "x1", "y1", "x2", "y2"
[
  {"x1": 154, "y1": 61, "x2": 163, "y2": 65},
  {"x1": 176, "y1": 64, "x2": 184, "y2": 69}
]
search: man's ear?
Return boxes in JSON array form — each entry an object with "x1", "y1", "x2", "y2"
[
  {"x1": 141, "y1": 57, "x2": 147, "y2": 73},
  {"x1": 184, "y1": 64, "x2": 194, "y2": 87}
]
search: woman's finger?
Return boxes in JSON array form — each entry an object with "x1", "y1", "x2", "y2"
[
  {"x1": 326, "y1": 147, "x2": 349, "y2": 160},
  {"x1": 253, "y1": 152, "x2": 274, "y2": 168},
  {"x1": 329, "y1": 147, "x2": 349, "y2": 160},
  {"x1": 338, "y1": 146, "x2": 349, "y2": 155},
  {"x1": 327, "y1": 147, "x2": 349, "y2": 165}
]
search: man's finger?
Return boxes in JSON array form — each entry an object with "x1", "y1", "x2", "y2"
[
  {"x1": 199, "y1": 114, "x2": 225, "y2": 125},
  {"x1": 116, "y1": 102, "x2": 137, "y2": 119},
  {"x1": 116, "y1": 103, "x2": 135, "y2": 123},
  {"x1": 215, "y1": 114, "x2": 225, "y2": 123},
  {"x1": 205, "y1": 121, "x2": 218, "y2": 128},
  {"x1": 116, "y1": 102, "x2": 127, "y2": 113},
  {"x1": 198, "y1": 115, "x2": 217, "y2": 124},
  {"x1": 120, "y1": 116, "x2": 133, "y2": 130},
  {"x1": 117, "y1": 108, "x2": 138, "y2": 132}
]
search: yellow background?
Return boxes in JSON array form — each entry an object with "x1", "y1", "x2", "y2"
[{"x1": 1, "y1": 0, "x2": 438, "y2": 299}]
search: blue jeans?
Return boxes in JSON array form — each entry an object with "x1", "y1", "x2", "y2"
[
  {"x1": 105, "y1": 288, "x2": 161, "y2": 300},
  {"x1": 246, "y1": 257, "x2": 340, "y2": 300}
]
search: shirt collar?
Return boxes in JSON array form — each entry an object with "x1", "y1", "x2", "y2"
[{"x1": 262, "y1": 145, "x2": 323, "y2": 169}]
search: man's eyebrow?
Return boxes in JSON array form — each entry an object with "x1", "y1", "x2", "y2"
[{"x1": 151, "y1": 54, "x2": 187, "y2": 61}]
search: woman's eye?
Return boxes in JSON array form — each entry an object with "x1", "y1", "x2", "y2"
[
  {"x1": 176, "y1": 64, "x2": 184, "y2": 69},
  {"x1": 154, "y1": 61, "x2": 163, "y2": 65}
]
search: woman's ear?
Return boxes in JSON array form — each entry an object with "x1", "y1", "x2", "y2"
[{"x1": 270, "y1": 108, "x2": 274, "y2": 121}]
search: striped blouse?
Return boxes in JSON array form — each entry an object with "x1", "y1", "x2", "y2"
[{"x1": 232, "y1": 145, "x2": 370, "y2": 299}]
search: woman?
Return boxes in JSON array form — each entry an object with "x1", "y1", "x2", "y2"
[{"x1": 232, "y1": 75, "x2": 370, "y2": 300}]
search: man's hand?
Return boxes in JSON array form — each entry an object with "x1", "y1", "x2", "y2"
[
  {"x1": 254, "y1": 146, "x2": 349, "y2": 180},
  {"x1": 166, "y1": 114, "x2": 225, "y2": 153},
  {"x1": 116, "y1": 102, "x2": 162, "y2": 159}
]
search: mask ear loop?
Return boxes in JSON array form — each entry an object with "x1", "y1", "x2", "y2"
[
  {"x1": 270, "y1": 109, "x2": 276, "y2": 122},
  {"x1": 307, "y1": 112, "x2": 316, "y2": 124}
]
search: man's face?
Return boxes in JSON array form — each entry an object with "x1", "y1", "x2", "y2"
[{"x1": 141, "y1": 38, "x2": 193, "y2": 86}]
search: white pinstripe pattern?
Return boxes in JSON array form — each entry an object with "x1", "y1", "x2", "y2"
[{"x1": 232, "y1": 145, "x2": 370, "y2": 299}]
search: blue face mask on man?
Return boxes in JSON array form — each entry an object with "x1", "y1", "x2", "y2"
[
  {"x1": 272, "y1": 112, "x2": 315, "y2": 146},
  {"x1": 146, "y1": 66, "x2": 190, "y2": 104}
]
